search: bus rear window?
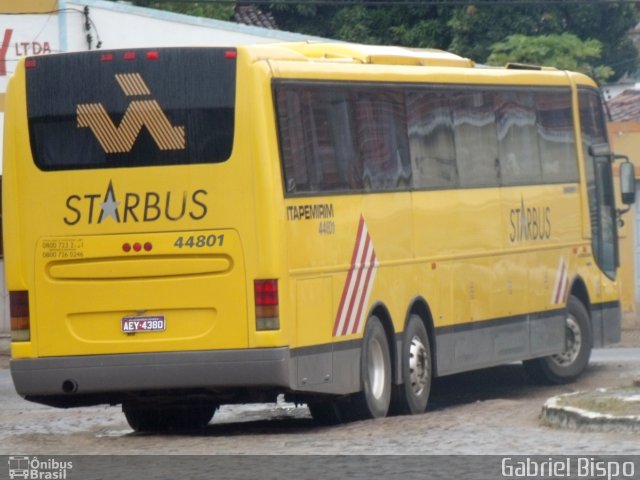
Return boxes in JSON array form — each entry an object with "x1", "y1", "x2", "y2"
[{"x1": 26, "y1": 48, "x2": 236, "y2": 170}]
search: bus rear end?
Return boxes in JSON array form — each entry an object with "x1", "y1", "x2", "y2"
[{"x1": 3, "y1": 47, "x2": 289, "y2": 430}]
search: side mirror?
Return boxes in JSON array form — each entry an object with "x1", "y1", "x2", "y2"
[
  {"x1": 620, "y1": 160, "x2": 636, "y2": 205},
  {"x1": 589, "y1": 143, "x2": 611, "y2": 157}
]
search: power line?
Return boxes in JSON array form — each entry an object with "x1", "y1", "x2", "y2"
[{"x1": 1, "y1": 8, "x2": 102, "y2": 49}]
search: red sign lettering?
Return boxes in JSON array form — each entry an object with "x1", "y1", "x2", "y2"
[{"x1": 0, "y1": 29, "x2": 13, "y2": 76}]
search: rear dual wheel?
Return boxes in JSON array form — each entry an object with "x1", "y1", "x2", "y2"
[
  {"x1": 350, "y1": 316, "x2": 393, "y2": 420},
  {"x1": 365, "y1": 317, "x2": 393, "y2": 416},
  {"x1": 308, "y1": 316, "x2": 393, "y2": 424},
  {"x1": 391, "y1": 314, "x2": 432, "y2": 415},
  {"x1": 309, "y1": 315, "x2": 432, "y2": 424}
]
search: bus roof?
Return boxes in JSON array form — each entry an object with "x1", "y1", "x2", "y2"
[
  {"x1": 241, "y1": 42, "x2": 598, "y2": 88},
  {"x1": 243, "y1": 42, "x2": 475, "y2": 68}
]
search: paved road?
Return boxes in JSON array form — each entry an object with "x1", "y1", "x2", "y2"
[{"x1": 0, "y1": 348, "x2": 639, "y2": 458}]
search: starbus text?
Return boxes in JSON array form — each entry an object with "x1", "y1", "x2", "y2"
[{"x1": 64, "y1": 184, "x2": 208, "y2": 225}]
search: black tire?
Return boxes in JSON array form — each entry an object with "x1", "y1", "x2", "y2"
[
  {"x1": 307, "y1": 400, "x2": 347, "y2": 425},
  {"x1": 390, "y1": 314, "x2": 432, "y2": 415},
  {"x1": 523, "y1": 295, "x2": 592, "y2": 384},
  {"x1": 350, "y1": 316, "x2": 392, "y2": 420},
  {"x1": 123, "y1": 400, "x2": 217, "y2": 433}
]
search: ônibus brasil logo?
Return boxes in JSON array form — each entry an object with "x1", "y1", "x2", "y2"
[
  {"x1": 64, "y1": 180, "x2": 208, "y2": 226},
  {"x1": 8, "y1": 456, "x2": 73, "y2": 480}
]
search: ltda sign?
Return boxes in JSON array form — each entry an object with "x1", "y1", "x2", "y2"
[
  {"x1": 0, "y1": 5, "x2": 60, "y2": 81},
  {"x1": 1, "y1": 28, "x2": 54, "y2": 76}
]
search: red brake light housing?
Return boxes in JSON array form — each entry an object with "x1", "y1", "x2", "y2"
[
  {"x1": 254, "y1": 279, "x2": 279, "y2": 331},
  {"x1": 10, "y1": 291, "x2": 30, "y2": 341}
]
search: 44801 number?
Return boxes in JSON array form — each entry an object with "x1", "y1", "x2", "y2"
[{"x1": 174, "y1": 233, "x2": 225, "y2": 249}]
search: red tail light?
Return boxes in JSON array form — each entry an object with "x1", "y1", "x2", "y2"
[
  {"x1": 255, "y1": 279, "x2": 278, "y2": 306},
  {"x1": 254, "y1": 279, "x2": 279, "y2": 331},
  {"x1": 10, "y1": 291, "x2": 30, "y2": 341}
]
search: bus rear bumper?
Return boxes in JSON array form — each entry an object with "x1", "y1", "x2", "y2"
[{"x1": 10, "y1": 348, "x2": 292, "y2": 406}]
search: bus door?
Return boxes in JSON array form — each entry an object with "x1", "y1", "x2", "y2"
[{"x1": 578, "y1": 88, "x2": 621, "y2": 346}]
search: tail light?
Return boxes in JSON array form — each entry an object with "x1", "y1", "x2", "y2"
[
  {"x1": 254, "y1": 279, "x2": 279, "y2": 331},
  {"x1": 10, "y1": 291, "x2": 30, "y2": 341}
]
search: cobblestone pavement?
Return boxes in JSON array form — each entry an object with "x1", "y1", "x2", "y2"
[{"x1": 1, "y1": 347, "x2": 639, "y2": 456}]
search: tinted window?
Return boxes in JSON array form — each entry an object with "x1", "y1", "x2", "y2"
[
  {"x1": 27, "y1": 48, "x2": 236, "y2": 170},
  {"x1": 275, "y1": 83, "x2": 412, "y2": 194},
  {"x1": 354, "y1": 90, "x2": 411, "y2": 191},
  {"x1": 496, "y1": 91, "x2": 541, "y2": 185},
  {"x1": 537, "y1": 91, "x2": 578, "y2": 183},
  {"x1": 275, "y1": 84, "x2": 361, "y2": 194},
  {"x1": 407, "y1": 90, "x2": 457, "y2": 189},
  {"x1": 453, "y1": 91, "x2": 499, "y2": 187},
  {"x1": 276, "y1": 81, "x2": 580, "y2": 196}
]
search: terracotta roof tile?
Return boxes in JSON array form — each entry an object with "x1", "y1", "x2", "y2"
[
  {"x1": 607, "y1": 89, "x2": 640, "y2": 122},
  {"x1": 234, "y1": 5, "x2": 278, "y2": 30}
]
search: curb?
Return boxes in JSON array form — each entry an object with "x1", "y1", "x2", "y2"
[
  {"x1": 0, "y1": 334, "x2": 9, "y2": 355},
  {"x1": 541, "y1": 388, "x2": 640, "y2": 433}
]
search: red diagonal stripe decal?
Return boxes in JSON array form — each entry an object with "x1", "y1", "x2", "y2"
[{"x1": 333, "y1": 216, "x2": 378, "y2": 337}]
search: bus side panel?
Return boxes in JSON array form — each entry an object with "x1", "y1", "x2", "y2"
[
  {"x1": 414, "y1": 183, "x2": 584, "y2": 376},
  {"x1": 286, "y1": 194, "x2": 414, "y2": 395},
  {"x1": 3, "y1": 65, "x2": 29, "y2": 295},
  {"x1": 413, "y1": 187, "x2": 537, "y2": 375}
]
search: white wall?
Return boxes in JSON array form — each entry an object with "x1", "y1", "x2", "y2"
[{"x1": 66, "y1": 0, "x2": 322, "y2": 50}]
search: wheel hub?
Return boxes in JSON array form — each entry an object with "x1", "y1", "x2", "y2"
[
  {"x1": 408, "y1": 335, "x2": 429, "y2": 396},
  {"x1": 551, "y1": 315, "x2": 582, "y2": 367},
  {"x1": 369, "y1": 337, "x2": 387, "y2": 400}
]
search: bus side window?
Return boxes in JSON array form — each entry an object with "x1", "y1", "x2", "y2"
[
  {"x1": 355, "y1": 89, "x2": 411, "y2": 191},
  {"x1": 276, "y1": 87, "x2": 310, "y2": 194},
  {"x1": 406, "y1": 89, "x2": 457, "y2": 190},
  {"x1": 536, "y1": 90, "x2": 578, "y2": 184},
  {"x1": 452, "y1": 91, "x2": 499, "y2": 188},
  {"x1": 495, "y1": 91, "x2": 541, "y2": 186},
  {"x1": 276, "y1": 84, "x2": 362, "y2": 195}
]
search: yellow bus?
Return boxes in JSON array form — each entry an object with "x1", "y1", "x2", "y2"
[{"x1": 3, "y1": 42, "x2": 636, "y2": 431}]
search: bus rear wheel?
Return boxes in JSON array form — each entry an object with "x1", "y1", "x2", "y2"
[
  {"x1": 523, "y1": 295, "x2": 592, "y2": 384},
  {"x1": 122, "y1": 400, "x2": 217, "y2": 433},
  {"x1": 390, "y1": 314, "x2": 432, "y2": 415},
  {"x1": 350, "y1": 316, "x2": 392, "y2": 420}
]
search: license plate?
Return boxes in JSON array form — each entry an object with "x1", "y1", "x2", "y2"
[{"x1": 121, "y1": 315, "x2": 166, "y2": 333}]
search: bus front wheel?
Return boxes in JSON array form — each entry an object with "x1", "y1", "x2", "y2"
[{"x1": 523, "y1": 295, "x2": 592, "y2": 384}]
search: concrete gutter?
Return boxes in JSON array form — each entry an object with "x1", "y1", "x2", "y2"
[
  {"x1": 0, "y1": 334, "x2": 9, "y2": 355},
  {"x1": 541, "y1": 386, "x2": 640, "y2": 433}
]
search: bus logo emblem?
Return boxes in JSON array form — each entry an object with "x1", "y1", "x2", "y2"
[{"x1": 76, "y1": 73, "x2": 186, "y2": 154}]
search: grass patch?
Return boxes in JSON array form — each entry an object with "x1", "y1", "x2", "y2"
[{"x1": 557, "y1": 392, "x2": 640, "y2": 417}]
